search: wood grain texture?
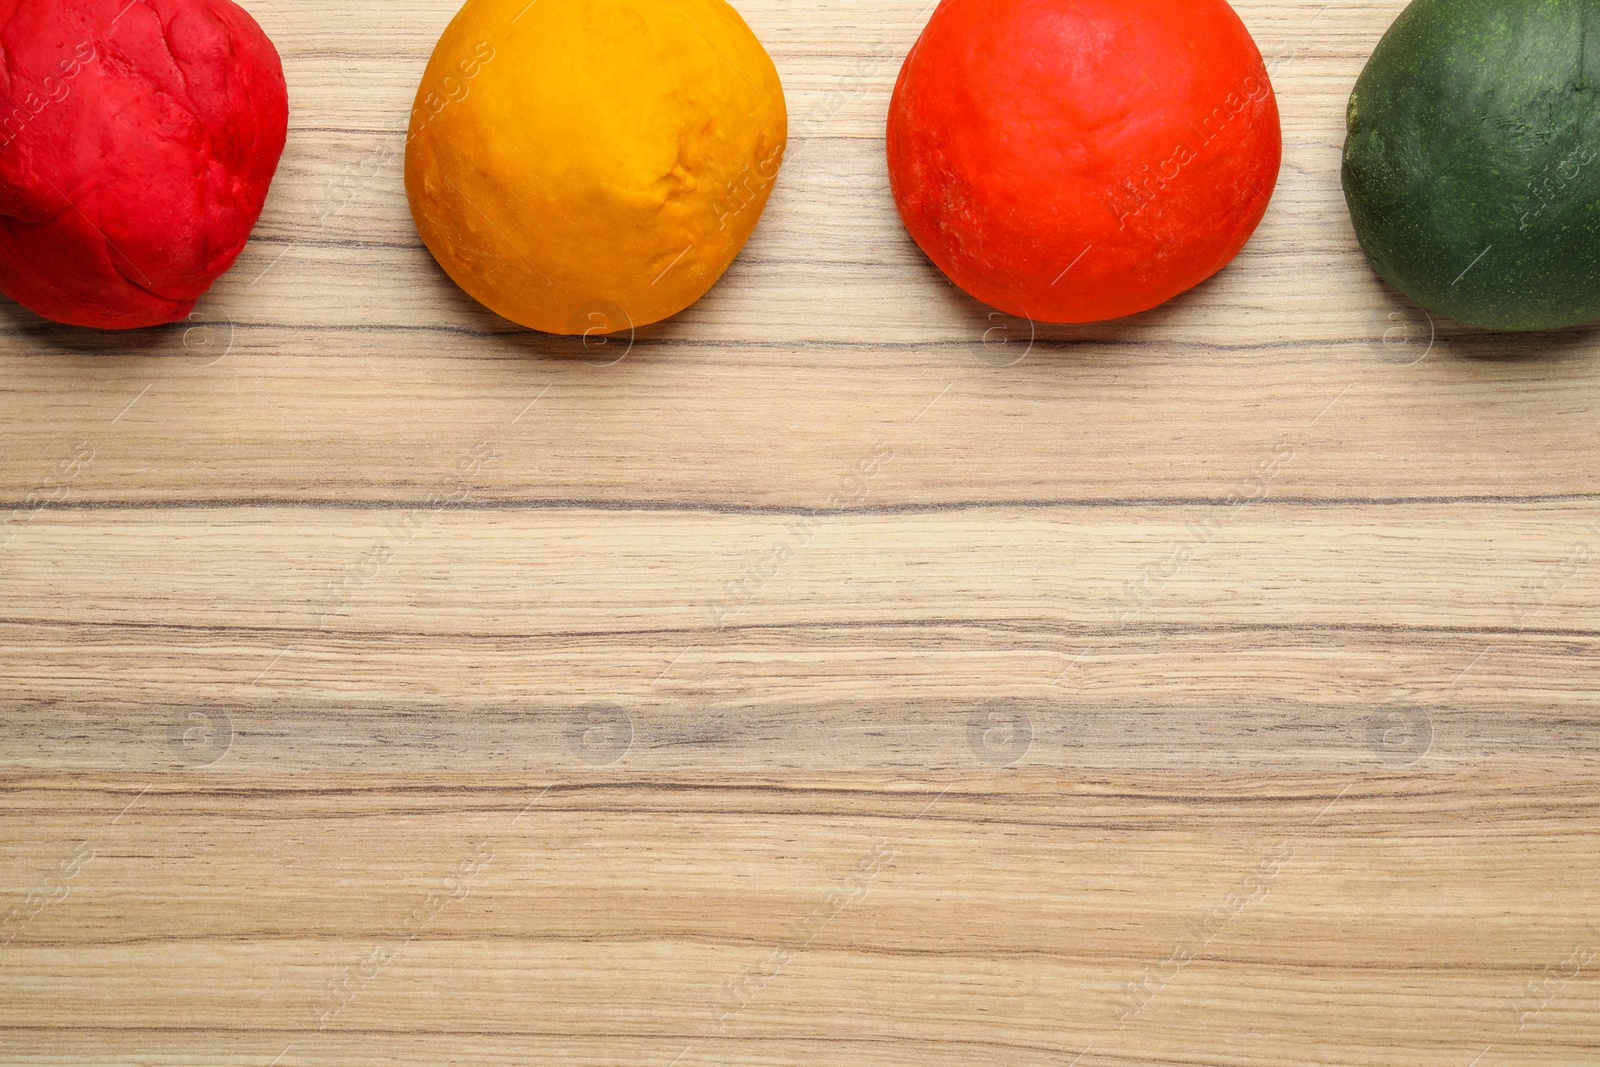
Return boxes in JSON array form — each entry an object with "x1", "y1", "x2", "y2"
[{"x1": 3, "y1": 0, "x2": 1599, "y2": 1063}]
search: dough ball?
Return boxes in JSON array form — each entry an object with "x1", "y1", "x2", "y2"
[
  {"x1": 888, "y1": 0, "x2": 1281, "y2": 323},
  {"x1": 0, "y1": 0, "x2": 288, "y2": 329},
  {"x1": 405, "y1": 0, "x2": 787, "y2": 335}
]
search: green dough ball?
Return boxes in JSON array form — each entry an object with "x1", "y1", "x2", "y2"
[{"x1": 1342, "y1": 0, "x2": 1600, "y2": 331}]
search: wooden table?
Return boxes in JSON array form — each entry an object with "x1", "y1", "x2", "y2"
[{"x1": 3, "y1": 0, "x2": 1598, "y2": 1063}]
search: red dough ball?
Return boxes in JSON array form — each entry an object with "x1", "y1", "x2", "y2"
[
  {"x1": 887, "y1": 0, "x2": 1281, "y2": 323},
  {"x1": 0, "y1": 0, "x2": 288, "y2": 329}
]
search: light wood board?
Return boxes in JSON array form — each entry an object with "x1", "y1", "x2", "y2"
[{"x1": 3, "y1": 0, "x2": 1600, "y2": 1063}]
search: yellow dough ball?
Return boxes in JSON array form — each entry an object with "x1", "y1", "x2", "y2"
[{"x1": 405, "y1": 0, "x2": 787, "y2": 335}]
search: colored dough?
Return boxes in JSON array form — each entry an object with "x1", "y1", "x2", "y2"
[
  {"x1": 0, "y1": 0, "x2": 288, "y2": 329},
  {"x1": 405, "y1": 0, "x2": 787, "y2": 335}
]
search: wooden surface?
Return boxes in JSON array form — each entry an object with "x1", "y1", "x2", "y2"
[{"x1": 3, "y1": 0, "x2": 1600, "y2": 1063}]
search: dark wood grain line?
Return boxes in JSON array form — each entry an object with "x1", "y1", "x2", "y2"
[
  {"x1": 7, "y1": 493, "x2": 1600, "y2": 514},
  {"x1": 0, "y1": 932, "x2": 1566, "y2": 971},
  {"x1": 4, "y1": 323, "x2": 1402, "y2": 346},
  {"x1": 0, "y1": 1027, "x2": 1102, "y2": 1057},
  {"x1": 3, "y1": 616, "x2": 1600, "y2": 641},
  {"x1": 9, "y1": 318, "x2": 1593, "y2": 354}
]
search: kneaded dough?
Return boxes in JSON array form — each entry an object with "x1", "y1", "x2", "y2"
[
  {"x1": 405, "y1": 0, "x2": 787, "y2": 334},
  {"x1": 0, "y1": 0, "x2": 288, "y2": 329}
]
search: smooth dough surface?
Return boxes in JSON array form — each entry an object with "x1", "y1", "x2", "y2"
[
  {"x1": 888, "y1": 0, "x2": 1281, "y2": 323},
  {"x1": 405, "y1": 0, "x2": 787, "y2": 335}
]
